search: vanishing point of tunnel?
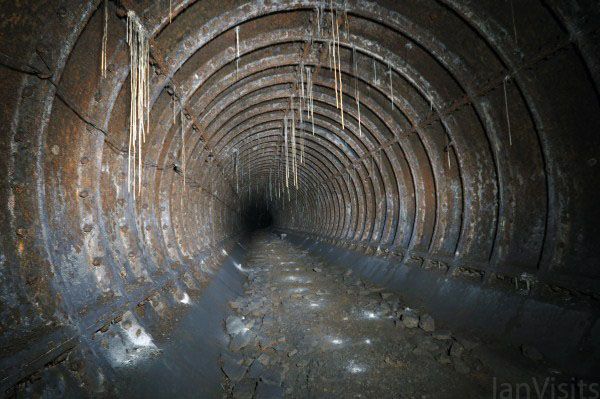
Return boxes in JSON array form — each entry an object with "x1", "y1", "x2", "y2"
[{"x1": 1, "y1": 0, "x2": 600, "y2": 398}]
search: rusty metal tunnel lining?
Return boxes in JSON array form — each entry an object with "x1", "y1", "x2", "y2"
[{"x1": 1, "y1": 0, "x2": 599, "y2": 393}]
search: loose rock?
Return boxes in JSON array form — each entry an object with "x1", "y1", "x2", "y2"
[
  {"x1": 521, "y1": 344, "x2": 544, "y2": 362},
  {"x1": 433, "y1": 330, "x2": 452, "y2": 341},
  {"x1": 257, "y1": 353, "x2": 271, "y2": 366},
  {"x1": 436, "y1": 353, "x2": 452, "y2": 365},
  {"x1": 454, "y1": 359, "x2": 471, "y2": 375},
  {"x1": 233, "y1": 380, "x2": 256, "y2": 399},
  {"x1": 222, "y1": 361, "x2": 247, "y2": 383},
  {"x1": 255, "y1": 379, "x2": 285, "y2": 399},
  {"x1": 401, "y1": 309, "x2": 419, "y2": 329},
  {"x1": 230, "y1": 332, "x2": 256, "y2": 352},
  {"x1": 449, "y1": 342, "x2": 465, "y2": 358},
  {"x1": 418, "y1": 314, "x2": 435, "y2": 332},
  {"x1": 226, "y1": 316, "x2": 247, "y2": 336}
]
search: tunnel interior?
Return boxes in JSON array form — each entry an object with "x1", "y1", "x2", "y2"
[
  {"x1": 242, "y1": 204, "x2": 273, "y2": 231},
  {"x1": 1, "y1": 0, "x2": 600, "y2": 397}
]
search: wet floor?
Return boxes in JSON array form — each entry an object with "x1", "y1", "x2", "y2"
[{"x1": 219, "y1": 231, "x2": 550, "y2": 398}]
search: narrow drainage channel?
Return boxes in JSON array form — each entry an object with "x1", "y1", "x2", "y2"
[{"x1": 219, "y1": 231, "x2": 553, "y2": 398}]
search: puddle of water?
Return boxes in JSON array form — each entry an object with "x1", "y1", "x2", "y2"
[
  {"x1": 179, "y1": 292, "x2": 191, "y2": 304},
  {"x1": 288, "y1": 287, "x2": 308, "y2": 294},
  {"x1": 346, "y1": 360, "x2": 367, "y2": 374},
  {"x1": 282, "y1": 275, "x2": 311, "y2": 284},
  {"x1": 362, "y1": 310, "x2": 379, "y2": 320}
]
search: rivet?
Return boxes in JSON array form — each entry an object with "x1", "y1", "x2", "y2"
[
  {"x1": 22, "y1": 87, "x2": 33, "y2": 98},
  {"x1": 57, "y1": 7, "x2": 67, "y2": 18}
]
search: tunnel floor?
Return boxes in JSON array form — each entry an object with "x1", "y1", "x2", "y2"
[{"x1": 219, "y1": 231, "x2": 550, "y2": 398}]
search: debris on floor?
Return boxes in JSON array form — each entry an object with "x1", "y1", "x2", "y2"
[{"x1": 219, "y1": 232, "x2": 550, "y2": 398}]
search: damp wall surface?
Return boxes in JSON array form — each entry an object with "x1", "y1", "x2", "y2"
[
  {"x1": 110, "y1": 246, "x2": 249, "y2": 399},
  {"x1": 1, "y1": 0, "x2": 599, "y2": 395}
]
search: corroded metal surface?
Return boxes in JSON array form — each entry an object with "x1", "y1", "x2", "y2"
[{"x1": 0, "y1": 0, "x2": 599, "y2": 395}]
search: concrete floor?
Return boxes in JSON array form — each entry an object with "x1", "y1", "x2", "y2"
[{"x1": 219, "y1": 231, "x2": 554, "y2": 399}]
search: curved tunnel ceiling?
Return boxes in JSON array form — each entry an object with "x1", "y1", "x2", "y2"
[{"x1": 1, "y1": 0, "x2": 600, "y2": 392}]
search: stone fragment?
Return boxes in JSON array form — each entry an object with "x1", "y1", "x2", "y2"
[
  {"x1": 273, "y1": 342, "x2": 287, "y2": 352},
  {"x1": 459, "y1": 338, "x2": 479, "y2": 351},
  {"x1": 230, "y1": 331, "x2": 256, "y2": 352},
  {"x1": 257, "y1": 353, "x2": 271, "y2": 366},
  {"x1": 412, "y1": 346, "x2": 428, "y2": 356},
  {"x1": 222, "y1": 360, "x2": 247, "y2": 383},
  {"x1": 226, "y1": 316, "x2": 247, "y2": 336},
  {"x1": 419, "y1": 339, "x2": 440, "y2": 352},
  {"x1": 401, "y1": 309, "x2": 419, "y2": 329},
  {"x1": 313, "y1": 267, "x2": 322, "y2": 273},
  {"x1": 449, "y1": 341, "x2": 464, "y2": 358},
  {"x1": 454, "y1": 359, "x2": 471, "y2": 374},
  {"x1": 433, "y1": 330, "x2": 452, "y2": 341},
  {"x1": 287, "y1": 349, "x2": 298, "y2": 357},
  {"x1": 247, "y1": 358, "x2": 266, "y2": 378},
  {"x1": 245, "y1": 319, "x2": 256, "y2": 330},
  {"x1": 521, "y1": 344, "x2": 543, "y2": 361},
  {"x1": 260, "y1": 369, "x2": 283, "y2": 386},
  {"x1": 258, "y1": 335, "x2": 276, "y2": 349},
  {"x1": 379, "y1": 355, "x2": 402, "y2": 369},
  {"x1": 255, "y1": 379, "x2": 284, "y2": 399},
  {"x1": 419, "y1": 314, "x2": 435, "y2": 332},
  {"x1": 233, "y1": 380, "x2": 256, "y2": 399},
  {"x1": 436, "y1": 353, "x2": 452, "y2": 365},
  {"x1": 376, "y1": 302, "x2": 392, "y2": 314}
]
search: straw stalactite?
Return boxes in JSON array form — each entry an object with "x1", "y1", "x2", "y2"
[{"x1": 126, "y1": 10, "x2": 150, "y2": 199}]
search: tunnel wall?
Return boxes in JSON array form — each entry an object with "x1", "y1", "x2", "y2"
[
  {"x1": 0, "y1": 0, "x2": 599, "y2": 394},
  {"x1": 0, "y1": 0, "x2": 248, "y2": 393}
]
